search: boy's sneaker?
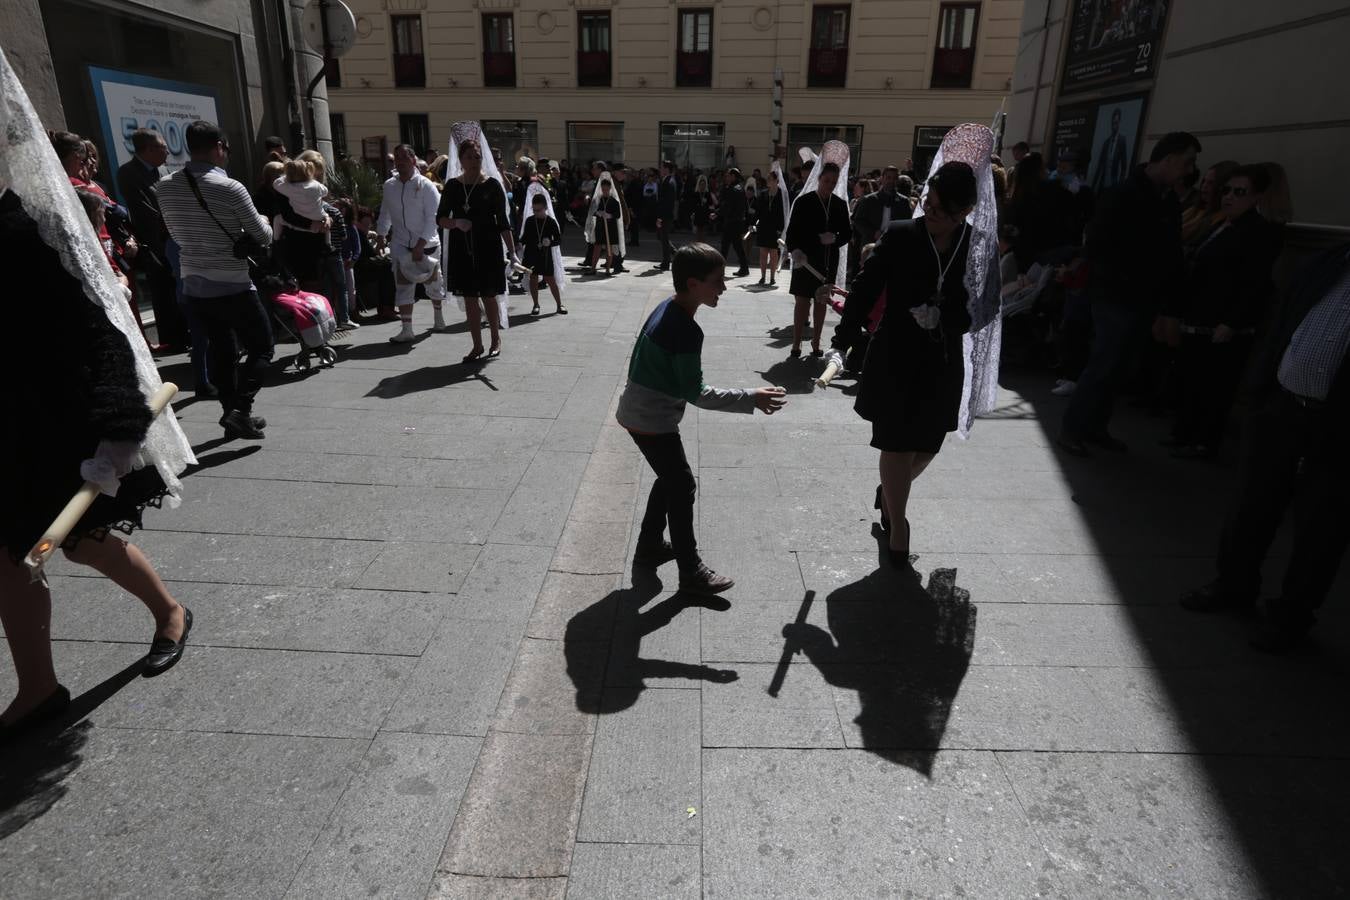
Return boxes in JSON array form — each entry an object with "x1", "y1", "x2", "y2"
[
  {"x1": 633, "y1": 540, "x2": 678, "y2": 569},
  {"x1": 221, "y1": 410, "x2": 266, "y2": 440},
  {"x1": 679, "y1": 564, "x2": 735, "y2": 596}
]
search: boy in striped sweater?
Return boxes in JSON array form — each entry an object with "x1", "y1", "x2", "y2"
[{"x1": 617, "y1": 244, "x2": 787, "y2": 594}]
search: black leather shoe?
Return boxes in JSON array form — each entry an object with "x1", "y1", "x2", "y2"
[
  {"x1": 1179, "y1": 582, "x2": 1255, "y2": 614},
  {"x1": 633, "y1": 540, "x2": 678, "y2": 569},
  {"x1": 221, "y1": 411, "x2": 265, "y2": 440},
  {"x1": 144, "y1": 607, "x2": 193, "y2": 678},
  {"x1": 0, "y1": 685, "x2": 71, "y2": 742},
  {"x1": 219, "y1": 413, "x2": 267, "y2": 430},
  {"x1": 679, "y1": 564, "x2": 735, "y2": 596}
]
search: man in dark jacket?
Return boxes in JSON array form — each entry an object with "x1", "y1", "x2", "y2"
[
  {"x1": 116, "y1": 127, "x2": 188, "y2": 349},
  {"x1": 655, "y1": 159, "x2": 678, "y2": 271},
  {"x1": 1180, "y1": 243, "x2": 1350, "y2": 652},
  {"x1": 1058, "y1": 131, "x2": 1201, "y2": 455},
  {"x1": 714, "y1": 167, "x2": 750, "y2": 276},
  {"x1": 851, "y1": 165, "x2": 912, "y2": 246}
]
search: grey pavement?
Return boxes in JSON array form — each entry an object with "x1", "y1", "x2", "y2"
[{"x1": 3, "y1": 248, "x2": 1349, "y2": 899}]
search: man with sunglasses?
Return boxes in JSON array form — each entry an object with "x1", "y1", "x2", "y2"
[{"x1": 157, "y1": 120, "x2": 274, "y2": 440}]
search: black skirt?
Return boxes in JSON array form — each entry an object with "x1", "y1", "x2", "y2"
[
  {"x1": 522, "y1": 244, "x2": 556, "y2": 278},
  {"x1": 790, "y1": 265, "x2": 829, "y2": 298},
  {"x1": 855, "y1": 323, "x2": 965, "y2": 455},
  {"x1": 446, "y1": 234, "x2": 507, "y2": 297},
  {"x1": 755, "y1": 223, "x2": 781, "y2": 249}
]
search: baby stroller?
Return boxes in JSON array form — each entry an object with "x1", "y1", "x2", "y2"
[{"x1": 259, "y1": 274, "x2": 340, "y2": 370}]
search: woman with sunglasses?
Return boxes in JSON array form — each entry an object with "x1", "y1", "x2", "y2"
[
  {"x1": 1167, "y1": 164, "x2": 1282, "y2": 460},
  {"x1": 829, "y1": 161, "x2": 980, "y2": 567}
]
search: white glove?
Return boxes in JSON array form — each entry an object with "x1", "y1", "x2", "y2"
[
  {"x1": 80, "y1": 439, "x2": 143, "y2": 497},
  {"x1": 818, "y1": 232, "x2": 836, "y2": 246},
  {"x1": 910, "y1": 304, "x2": 941, "y2": 330},
  {"x1": 824, "y1": 349, "x2": 845, "y2": 371},
  {"x1": 790, "y1": 249, "x2": 807, "y2": 267}
]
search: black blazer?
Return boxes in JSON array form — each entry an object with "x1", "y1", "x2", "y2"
[
  {"x1": 116, "y1": 157, "x2": 167, "y2": 258},
  {"x1": 657, "y1": 175, "x2": 678, "y2": 221}
]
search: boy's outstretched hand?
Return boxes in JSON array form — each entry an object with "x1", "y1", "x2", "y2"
[{"x1": 754, "y1": 386, "x2": 788, "y2": 415}]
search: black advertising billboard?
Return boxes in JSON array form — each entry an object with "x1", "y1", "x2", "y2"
[
  {"x1": 1051, "y1": 92, "x2": 1149, "y2": 193},
  {"x1": 1061, "y1": 0, "x2": 1170, "y2": 93}
]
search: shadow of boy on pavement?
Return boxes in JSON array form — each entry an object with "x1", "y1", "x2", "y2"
[
  {"x1": 784, "y1": 565, "x2": 976, "y2": 776},
  {"x1": 565, "y1": 569, "x2": 738, "y2": 716}
]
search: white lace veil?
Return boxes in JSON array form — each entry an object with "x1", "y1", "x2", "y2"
[
  {"x1": 914, "y1": 123, "x2": 1002, "y2": 438},
  {"x1": 520, "y1": 181, "x2": 566, "y2": 297},
  {"x1": 0, "y1": 48, "x2": 195, "y2": 498},
  {"x1": 446, "y1": 121, "x2": 510, "y2": 328},
  {"x1": 583, "y1": 171, "x2": 626, "y2": 259},
  {"x1": 785, "y1": 140, "x2": 851, "y2": 288}
]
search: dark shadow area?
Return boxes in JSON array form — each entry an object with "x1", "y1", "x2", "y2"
[
  {"x1": 756, "y1": 359, "x2": 823, "y2": 395},
  {"x1": 564, "y1": 569, "x2": 738, "y2": 715},
  {"x1": 781, "y1": 562, "x2": 976, "y2": 777},
  {"x1": 741, "y1": 283, "x2": 783, "y2": 294},
  {"x1": 1007, "y1": 368, "x2": 1350, "y2": 895},
  {"x1": 189, "y1": 435, "x2": 235, "y2": 455},
  {"x1": 182, "y1": 444, "x2": 262, "y2": 476},
  {"x1": 764, "y1": 324, "x2": 796, "y2": 349},
  {"x1": 364, "y1": 363, "x2": 499, "y2": 399},
  {"x1": 339, "y1": 331, "x2": 433, "y2": 360},
  {"x1": 0, "y1": 659, "x2": 143, "y2": 838}
]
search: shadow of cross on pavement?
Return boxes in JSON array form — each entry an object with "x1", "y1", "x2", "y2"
[{"x1": 782, "y1": 566, "x2": 977, "y2": 777}]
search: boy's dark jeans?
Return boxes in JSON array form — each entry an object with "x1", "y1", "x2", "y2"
[
  {"x1": 630, "y1": 430, "x2": 700, "y2": 572},
  {"x1": 187, "y1": 289, "x2": 274, "y2": 416}
]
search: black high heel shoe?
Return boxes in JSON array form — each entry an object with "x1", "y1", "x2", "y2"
[{"x1": 875, "y1": 484, "x2": 890, "y2": 533}]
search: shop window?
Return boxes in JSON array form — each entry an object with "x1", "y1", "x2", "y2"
[
  {"x1": 931, "y1": 3, "x2": 980, "y2": 89},
  {"x1": 577, "y1": 12, "x2": 611, "y2": 88},
  {"x1": 482, "y1": 13, "x2": 516, "y2": 88},
  {"x1": 660, "y1": 121, "x2": 724, "y2": 170},
  {"x1": 567, "y1": 121, "x2": 625, "y2": 166},
  {"x1": 399, "y1": 113, "x2": 430, "y2": 158},
  {"x1": 391, "y1": 15, "x2": 425, "y2": 88},
  {"x1": 786, "y1": 123, "x2": 863, "y2": 169},
  {"x1": 808, "y1": 5, "x2": 850, "y2": 88},
  {"x1": 330, "y1": 113, "x2": 348, "y2": 158},
  {"x1": 676, "y1": 9, "x2": 713, "y2": 88}
]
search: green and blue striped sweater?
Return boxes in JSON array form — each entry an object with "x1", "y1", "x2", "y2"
[{"x1": 616, "y1": 298, "x2": 755, "y2": 433}]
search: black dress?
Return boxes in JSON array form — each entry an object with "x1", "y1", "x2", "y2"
[
  {"x1": 753, "y1": 192, "x2": 785, "y2": 249},
  {"x1": 438, "y1": 177, "x2": 509, "y2": 297},
  {"x1": 786, "y1": 190, "x2": 852, "y2": 297},
  {"x1": 833, "y1": 219, "x2": 971, "y2": 455},
  {"x1": 1, "y1": 190, "x2": 167, "y2": 560},
  {"x1": 521, "y1": 216, "x2": 561, "y2": 278}
]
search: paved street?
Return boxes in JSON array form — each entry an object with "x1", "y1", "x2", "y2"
[{"x1": 2, "y1": 255, "x2": 1348, "y2": 899}]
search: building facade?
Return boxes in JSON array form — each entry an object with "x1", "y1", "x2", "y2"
[
  {"x1": 326, "y1": 0, "x2": 1023, "y2": 175},
  {"x1": 2, "y1": 0, "x2": 332, "y2": 197},
  {"x1": 1007, "y1": 0, "x2": 1349, "y2": 229}
]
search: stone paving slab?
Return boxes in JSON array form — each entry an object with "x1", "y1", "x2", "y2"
[
  {"x1": 285, "y1": 733, "x2": 480, "y2": 900},
  {"x1": 702, "y1": 748, "x2": 1062, "y2": 899},
  {"x1": 566, "y1": 843, "x2": 701, "y2": 900},
  {"x1": 0, "y1": 728, "x2": 367, "y2": 899}
]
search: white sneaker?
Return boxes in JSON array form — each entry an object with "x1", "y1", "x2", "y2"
[
  {"x1": 339, "y1": 319, "x2": 360, "y2": 329},
  {"x1": 1051, "y1": 380, "x2": 1076, "y2": 396},
  {"x1": 389, "y1": 324, "x2": 415, "y2": 344},
  {"x1": 431, "y1": 313, "x2": 449, "y2": 332}
]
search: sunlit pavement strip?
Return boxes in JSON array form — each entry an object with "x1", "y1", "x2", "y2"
[{"x1": 2, "y1": 241, "x2": 1348, "y2": 899}]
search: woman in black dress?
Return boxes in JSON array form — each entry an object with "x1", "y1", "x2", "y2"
[
  {"x1": 786, "y1": 162, "x2": 852, "y2": 357},
  {"x1": 437, "y1": 138, "x2": 517, "y2": 362},
  {"x1": 1, "y1": 189, "x2": 192, "y2": 734},
  {"x1": 753, "y1": 170, "x2": 785, "y2": 287},
  {"x1": 691, "y1": 175, "x2": 712, "y2": 240},
  {"x1": 830, "y1": 162, "x2": 979, "y2": 566}
]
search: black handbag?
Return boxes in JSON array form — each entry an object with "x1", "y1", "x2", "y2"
[{"x1": 182, "y1": 168, "x2": 266, "y2": 266}]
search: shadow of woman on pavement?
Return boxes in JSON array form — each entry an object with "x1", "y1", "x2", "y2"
[{"x1": 784, "y1": 564, "x2": 976, "y2": 776}]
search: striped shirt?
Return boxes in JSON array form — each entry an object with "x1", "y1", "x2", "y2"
[
  {"x1": 156, "y1": 162, "x2": 271, "y2": 284},
  {"x1": 1278, "y1": 267, "x2": 1350, "y2": 401}
]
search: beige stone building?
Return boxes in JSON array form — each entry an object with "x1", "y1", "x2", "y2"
[
  {"x1": 326, "y1": 0, "x2": 1023, "y2": 175},
  {"x1": 1007, "y1": 0, "x2": 1349, "y2": 230}
]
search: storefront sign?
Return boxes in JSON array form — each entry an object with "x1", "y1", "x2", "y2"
[
  {"x1": 89, "y1": 66, "x2": 220, "y2": 177},
  {"x1": 1050, "y1": 92, "x2": 1149, "y2": 192},
  {"x1": 1061, "y1": 0, "x2": 1169, "y2": 93}
]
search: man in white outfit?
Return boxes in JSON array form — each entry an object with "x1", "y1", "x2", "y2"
[{"x1": 377, "y1": 143, "x2": 448, "y2": 343}]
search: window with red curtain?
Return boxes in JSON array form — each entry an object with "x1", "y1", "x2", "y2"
[
  {"x1": 391, "y1": 15, "x2": 425, "y2": 88},
  {"x1": 931, "y1": 3, "x2": 980, "y2": 89},
  {"x1": 577, "y1": 12, "x2": 611, "y2": 87},
  {"x1": 482, "y1": 13, "x2": 516, "y2": 88},
  {"x1": 808, "y1": 5, "x2": 850, "y2": 88},
  {"x1": 676, "y1": 9, "x2": 713, "y2": 88}
]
